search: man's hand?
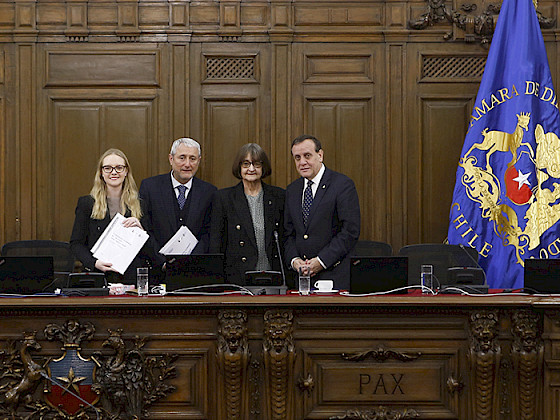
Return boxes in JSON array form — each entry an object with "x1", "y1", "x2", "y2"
[
  {"x1": 292, "y1": 258, "x2": 307, "y2": 273},
  {"x1": 94, "y1": 260, "x2": 117, "y2": 273},
  {"x1": 306, "y1": 257, "x2": 324, "y2": 277},
  {"x1": 292, "y1": 257, "x2": 323, "y2": 277}
]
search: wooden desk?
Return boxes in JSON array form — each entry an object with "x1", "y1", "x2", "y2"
[{"x1": 0, "y1": 294, "x2": 553, "y2": 419}]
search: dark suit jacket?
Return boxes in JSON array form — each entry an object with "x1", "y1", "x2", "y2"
[
  {"x1": 69, "y1": 195, "x2": 151, "y2": 283},
  {"x1": 139, "y1": 173, "x2": 217, "y2": 265},
  {"x1": 284, "y1": 167, "x2": 360, "y2": 290},
  {"x1": 209, "y1": 182, "x2": 285, "y2": 285}
]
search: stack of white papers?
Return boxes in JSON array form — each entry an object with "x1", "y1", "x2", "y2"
[
  {"x1": 91, "y1": 213, "x2": 150, "y2": 274},
  {"x1": 159, "y1": 225, "x2": 198, "y2": 255}
]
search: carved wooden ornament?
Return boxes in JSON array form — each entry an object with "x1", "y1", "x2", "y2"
[{"x1": 0, "y1": 320, "x2": 177, "y2": 419}]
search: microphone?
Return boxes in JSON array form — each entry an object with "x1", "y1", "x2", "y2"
[
  {"x1": 40, "y1": 371, "x2": 101, "y2": 420},
  {"x1": 274, "y1": 231, "x2": 287, "y2": 294},
  {"x1": 239, "y1": 232, "x2": 288, "y2": 296},
  {"x1": 458, "y1": 244, "x2": 487, "y2": 281},
  {"x1": 443, "y1": 244, "x2": 488, "y2": 294}
]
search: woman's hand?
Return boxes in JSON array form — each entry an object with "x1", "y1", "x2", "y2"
[
  {"x1": 95, "y1": 260, "x2": 117, "y2": 272},
  {"x1": 122, "y1": 217, "x2": 143, "y2": 230}
]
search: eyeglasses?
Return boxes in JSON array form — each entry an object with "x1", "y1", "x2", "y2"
[
  {"x1": 241, "y1": 160, "x2": 263, "y2": 169},
  {"x1": 101, "y1": 165, "x2": 127, "y2": 173}
]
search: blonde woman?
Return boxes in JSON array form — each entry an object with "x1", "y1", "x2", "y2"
[{"x1": 70, "y1": 148, "x2": 150, "y2": 282}]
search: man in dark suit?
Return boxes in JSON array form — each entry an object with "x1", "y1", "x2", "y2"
[
  {"x1": 284, "y1": 135, "x2": 360, "y2": 290},
  {"x1": 139, "y1": 138, "x2": 217, "y2": 268}
]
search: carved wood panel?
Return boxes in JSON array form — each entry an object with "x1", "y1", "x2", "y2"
[
  {"x1": 34, "y1": 44, "x2": 162, "y2": 241},
  {"x1": 294, "y1": 311, "x2": 465, "y2": 418},
  {"x1": 2, "y1": 297, "x2": 552, "y2": 419},
  {"x1": 418, "y1": 97, "x2": 474, "y2": 243},
  {"x1": 190, "y1": 43, "x2": 272, "y2": 189},
  {"x1": 292, "y1": 43, "x2": 384, "y2": 243},
  {"x1": 40, "y1": 100, "x2": 156, "y2": 241},
  {"x1": 405, "y1": 45, "x2": 483, "y2": 247}
]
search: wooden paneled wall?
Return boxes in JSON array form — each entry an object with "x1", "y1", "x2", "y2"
[{"x1": 0, "y1": 0, "x2": 558, "y2": 253}]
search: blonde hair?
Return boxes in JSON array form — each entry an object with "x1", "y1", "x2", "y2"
[{"x1": 90, "y1": 148, "x2": 142, "y2": 220}]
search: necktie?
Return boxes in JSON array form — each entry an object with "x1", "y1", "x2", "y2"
[
  {"x1": 302, "y1": 180, "x2": 313, "y2": 226},
  {"x1": 177, "y1": 185, "x2": 187, "y2": 210}
]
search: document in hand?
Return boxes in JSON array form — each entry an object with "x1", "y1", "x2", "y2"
[
  {"x1": 91, "y1": 213, "x2": 149, "y2": 274},
  {"x1": 159, "y1": 225, "x2": 199, "y2": 255}
]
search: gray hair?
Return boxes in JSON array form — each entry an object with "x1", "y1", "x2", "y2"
[{"x1": 170, "y1": 137, "x2": 201, "y2": 156}]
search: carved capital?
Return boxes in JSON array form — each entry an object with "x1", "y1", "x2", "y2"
[
  {"x1": 218, "y1": 310, "x2": 248, "y2": 354},
  {"x1": 511, "y1": 310, "x2": 540, "y2": 353},
  {"x1": 469, "y1": 310, "x2": 499, "y2": 353},
  {"x1": 264, "y1": 309, "x2": 294, "y2": 355}
]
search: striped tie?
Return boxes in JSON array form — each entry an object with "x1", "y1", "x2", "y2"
[{"x1": 302, "y1": 180, "x2": 313, "y2": 226}]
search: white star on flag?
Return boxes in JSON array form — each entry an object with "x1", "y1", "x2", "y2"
[{"x1": 513, "y1": 170, "x2": 531, "y2": 190}]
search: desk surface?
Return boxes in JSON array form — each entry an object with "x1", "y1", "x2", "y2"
[{"x1": 0, "y1": 293, "x2": 541, "y2": 308}]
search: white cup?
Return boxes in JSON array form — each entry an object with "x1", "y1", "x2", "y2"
[{"x1": 314, "y1": 280, "x2": 334, "y2": 292}]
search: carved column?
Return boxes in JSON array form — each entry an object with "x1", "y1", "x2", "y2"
[
  {"x1": 468, "y1": 310, "x2": 500, "y2": 420},
  {"x1": 511, "y1": 310, "x2": 543, "y2": 420},
  {"x1": 263, "y1": 309, "x2": 295, "y2": 420},
  {"x1": 217, "y1": 310, "x2": 250, "y2": 420}
]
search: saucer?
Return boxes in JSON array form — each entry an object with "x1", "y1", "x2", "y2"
[{"x1": 313, "y1": 289, "x2": 339, "y2": 294}]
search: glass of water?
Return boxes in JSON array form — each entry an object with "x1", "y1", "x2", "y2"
[
  {"x1": 298, "y1": 266, "x2": 311, "y2": 296},
  {"x1": 421, "y1": 264, "x2": 434, "y2": 294},
  {"x1": 137, "y1": 267, "x2": 149, "y2": 296}
]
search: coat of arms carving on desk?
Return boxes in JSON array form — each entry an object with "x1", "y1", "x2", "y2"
[{"x1": 0, "y1": 319, "x2": 177, "y2": 419}]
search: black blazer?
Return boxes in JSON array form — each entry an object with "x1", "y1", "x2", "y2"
[
  {"x1": 284, "y1": 167, "x2": 360, "y2": 290},
  {"x1": 69, "y1": 195, "x2": 151, "y2": 282},
  {"x1": 139, "y1": 173, "x2": 217, "y2": 265},
  {"x1": 209, "y1": 182, "x2": 285, "y2": 285}
]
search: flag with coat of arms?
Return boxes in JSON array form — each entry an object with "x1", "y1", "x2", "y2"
[{"x1": 447, "y1": 0, "x2": 560, "y2": 289}]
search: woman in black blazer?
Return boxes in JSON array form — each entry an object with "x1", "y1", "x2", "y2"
[
  {"x1": 209, "y1": 143, "x2": 285, "y2": 285},
  {"x1": 70, "y1": 148, "x2": 150, "y2": 283}
]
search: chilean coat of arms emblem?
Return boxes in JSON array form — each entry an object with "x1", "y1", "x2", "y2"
[{"x1": 0, "y1": 320, "x2": 177, "y2": 419}]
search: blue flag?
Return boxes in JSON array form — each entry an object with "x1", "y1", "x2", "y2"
[{"x1": 447, "y1": 0, "x2": 560, "y2": 289}]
